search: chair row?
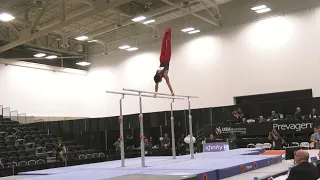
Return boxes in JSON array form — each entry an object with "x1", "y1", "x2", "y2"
[
  {"x1": 4, "y1": 159, "x2": 46, "y2": 168},
  {"x1": 78, "y1": 152, "x2": 106, "y2": 160}
]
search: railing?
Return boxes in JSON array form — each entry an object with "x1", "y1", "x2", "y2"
[
  {"x1": 18, "y1": 113, "x2": 27, "y2": 124},
  {"x1": 3, "y1": 107, "x2": 10, "y2": 119},
  {"x1": 10, "y1": 110, "x2": 18, "y2": 122},
  {"x1": 25, "y1": 116, "x2": 35, "y2": 124},
  {"x1": 0, "y1": 105, "x2": 3, "y2": 117}
]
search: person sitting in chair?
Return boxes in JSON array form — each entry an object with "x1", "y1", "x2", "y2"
[
  {"x1": 56, "y1": 139, "x2": 67, "y2": 162},
  {"x1": 287, "y1": 150, "x2": 318, "y2": 180}
]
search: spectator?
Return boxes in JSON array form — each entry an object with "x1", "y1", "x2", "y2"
[
  {"x1": 286, "y1": 150, "x2": 318, "y2": 180},
  {"x1": 227, "y1": 132, "x2": 237, "y2": 150},
  {"x1": 314, "y1": 127, "x2": 320, "y2": 149},
  {"x1": 56, "y1": 139, "x2": 67, "y2": 162},
  {"x1": 149, "y1": 137, "x2": 153, "y2": 145},
  {"x1": 241, "y1": 118, "x2": 247, "y2": 124},
  {"x1": 206, "y1": 134, "x2": 215, "y2": 143},
  {"x1": 294, "y1": 107, "x2": 302, "y2": 120},
  {"x1": 258, "y1": 116, "x2": 266, "y2": 123},
  {"x1": 268, "y1": 128, "x2": 281, "y2": 150},
  {"x1": 113, "y1": 138, "x2": 121, "y2": 152},
  {"x1": 310, "y1": 127, "x2": 318, "y2": 149},
  {"x1": 162, "y1": 133, "x2": 170, "y2": 149},
  {"x1": 232, "y1": 108, "x2": 240, "y2": 121},
  {"x1": 310, "y1": 108, "x2": 318, "y2": 118},
  {"x1": 177, "y1": 134, "x2": 186, "y2": 155},
  {"x1": 125, "y1": 134, "x2": 135, "y2": 150},
  {"x1": 269, "y1": 111, "x2": 279, "y2": 120},
  {"x1": 144, "y1": 138, "x2": 153, "y2": 155},
  {"x1": 237, "y1": 107, "x2": 244, "y2": 119}
]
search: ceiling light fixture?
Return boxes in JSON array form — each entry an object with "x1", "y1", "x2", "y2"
[
  {"x1": 143, "y1": 19, "x2": 155, "y2": 24},
  {"x1": 75, "y1": 36, "x2": 88, "y2": 41},
  {"x1": 88, "y1": 40, "x2": 97, "y2": 43},
  {"x1": 119, "y1": 45, "x2": 131, "y2": 50},
  {"x1": 188, "y1": 30, "x2": 200, "y2": 34},
  {"x1": 126, "y1": 47, "x2": 138, "y2": 51},
  {"x1": 132, "y1": 16, "x2": 146, "y2": 22},
  {"x1": 181, "y1": 27, "x2": 195, "y2": 32},
  {"x1": 256, "y1": 8, "x2": 271, "y2": 13},
  {"x1": 45, "y1": 55, "x2": 58, "y2": 59},
  {"x1": 34, "y1": 53, "x2": 46, "y2": 58},
  {"x1": 76, "y1": 61, "x2": 91, "y2": 66},
  {"x1": 0, "y1": 13, "x2": 15, "y2": 22},
  {"x1": 251, "y1": 5, "x2": 267, "y2": 11}
]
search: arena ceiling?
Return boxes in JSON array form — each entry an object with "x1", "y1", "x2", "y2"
[{"x1": 0, "y1": 0, "x2": 319, "y2": 71}]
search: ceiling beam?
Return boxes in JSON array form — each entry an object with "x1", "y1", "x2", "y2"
[
  {"x1": 160, "y1": 0, "x2": 220, "y2": 27},
  {"x1": 39, "y1": 5, "x2": 93, "y2": 30},
  {"x1": 86, "y1": 0, "x2": 184, "y2": 38},
  {"x1": 0, "y1": 0, "x2": 132, "y2": 53},
  {"x1": 30, "y1": 1, "x2": 50, "y2": 32},
  {"x1": 60, "y1": 0, "x2": 66, "y2": 22},
  {"x1": 7, "y1": 23, "x2": 20, "y2": 37},
  {"x1": 71, "y1": 0, "x2": 94, "y2": 6}
]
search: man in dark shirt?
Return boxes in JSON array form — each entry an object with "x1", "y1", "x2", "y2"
[
  {"x1": 144, "y1": 138, "x2": 153, "y2": 155},
  {"x1": 162, "y1": 133, "x2": 170, "y2": 149},
  {"x1": 268, "y1": 128, "x2": 281, "y2": 150},
  {"x1": 241, "y1": 118, "x2": 247, "y2": 124},
  {"x1": 206, "y1": 134, "x2": 215, "y2": 143},
  {"x1": 269, "y1": 111, "x2": 279, "y2": 120},
  {"x1": 287, "y1": 150, "x2": 318, "y2": 180},
  {"x1": 227, "y1": 132, "x2": 237, "y2": 150},
  {"x1": 258, "y1": 116, "x2": 266, "y2": 123},
  {"x1": 177, "y1": 134, "x2": 186, "y2": 155},
  {"x1": 294, "y1": 107, "x2": 302, "y2": 120},
  {"x1": 310, "y1": 108, "x2": 318, "y2": 118}
]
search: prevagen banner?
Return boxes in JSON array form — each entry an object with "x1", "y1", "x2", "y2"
[{"x1": 203, "y1": 142, "x2": 229, "y2": 152}]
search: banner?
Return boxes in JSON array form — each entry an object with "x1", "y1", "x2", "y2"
[
  {"x1": 206, "y1": 118, "x2": 320, "y2": 137},
  {"x1": 272, "y1": 119, "x2": 317, "y2": 133},
  {"x1": 203, "y1": 142, "x2": 229, "y2": 152}
]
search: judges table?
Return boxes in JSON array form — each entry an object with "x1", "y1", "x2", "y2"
[{"x1": 204, "y1": 118, "x2": 320, "y2": 147}]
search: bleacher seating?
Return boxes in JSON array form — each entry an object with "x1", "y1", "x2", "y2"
[{"x1": 0, "y1": 116, "x2": 106, "y2": 170}]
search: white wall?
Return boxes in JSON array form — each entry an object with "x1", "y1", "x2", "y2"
[{"x1": 1, "y1": 8, "x2": 320, "y2": 118}]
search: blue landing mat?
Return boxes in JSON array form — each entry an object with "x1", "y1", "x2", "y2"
[{"x1": 19, "y1": 148, "x2": 280, "y2": 180}]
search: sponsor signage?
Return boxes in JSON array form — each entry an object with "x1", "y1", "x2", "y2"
[
  {"x1": 216, "y1": 126, "x2": 247, "y2": 134},
  {"x1": 273, "y1": 122, "x2": 313, "y2": 132},
  {"x1": 203, "y1": 142, "x2": 229, "y2": 152},
  {"x1": 207, "y1": 119, "x2": 320, "y2": 136}
]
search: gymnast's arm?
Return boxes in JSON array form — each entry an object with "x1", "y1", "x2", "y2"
[
  {"x1": 163, "y1": 71, "x2": 174, "y2": 96},
  {"x1": 154, "y1": 83, "x2": 159, "y2": 98}
]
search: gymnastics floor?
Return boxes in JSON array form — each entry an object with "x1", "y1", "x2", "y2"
[{"x1": 17, "y1": 148, "x2": 282, "y2": 180}]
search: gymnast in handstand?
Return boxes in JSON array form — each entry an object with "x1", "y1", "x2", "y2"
[{"x1": 154, "y1": 28, "x2": 174, "y2": 96}]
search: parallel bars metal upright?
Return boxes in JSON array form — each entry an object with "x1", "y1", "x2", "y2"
[
  {"x1": 123, "y1": 88, "x2": 198, "y2": 159},
  {"x1": 106, "y1": 90, "x2": 187, "y2": 167}
]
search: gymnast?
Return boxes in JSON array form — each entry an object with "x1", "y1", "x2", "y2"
[{"x1": 154, "y1": 28, "x2": 174, "y2": 97}]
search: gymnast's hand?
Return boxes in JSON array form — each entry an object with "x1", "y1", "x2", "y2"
[{"x1": 154, "y1": 93, "x2": 157, "y2": 98}]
